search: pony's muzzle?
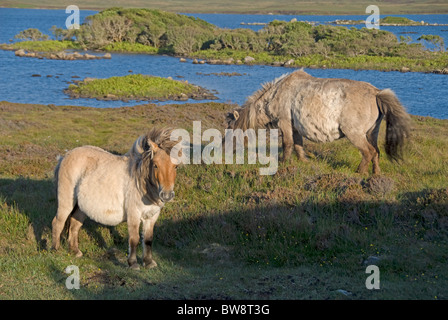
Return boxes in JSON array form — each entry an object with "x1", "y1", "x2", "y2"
[{"x1": 159, "y1": 190, "x2": 175, "y2": 202}]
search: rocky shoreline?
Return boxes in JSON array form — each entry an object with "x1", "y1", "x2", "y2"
[{"x1": 13, "y1": 48, "x2": 111, "y2": 60}]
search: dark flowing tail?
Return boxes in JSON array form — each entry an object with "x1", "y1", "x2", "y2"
[{"x1": 376, "y1": 89, "x2": 412, "y2": 161}]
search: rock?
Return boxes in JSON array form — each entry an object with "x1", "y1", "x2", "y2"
[
  {"x1": 179, "y1": 58, "x2": 187, "y2": 62},
  {"x1": 336, "y1": 289, "x2": 352, "y2": 296},
  {"x1": 401, "y1": 66, "x2": 410, "y2": 72},
  {"x1": 271, "y1": 61, "x2": 282, "y2": 67},
  {"x1": 55, "y1": 51, "x2": 67, "y2": 59},
  {"x1": 72, "y1": 52, "x2": 83, "y2": 58},
  {"x1": 192, "y1": 58, "x2": 199, "y2": 64},
  {"x1": 290, "y1": 18, "x2": 297, "y2": 23},
  {"x1": 83, "y1": 53, "x2": 97, "y2": 60},
  {"x1": 244, "y1": 56, "x2": 255, "y2": 64},
  {"x1": 235, "y1": 59, "x2": 243, "y2": 65},
  {"x1": 105, "y1": 93, "x2": 118, "y2": 100},
  {"x1": 31, "y1": 74, "x2": 41, "y2": 77},
  {"x1": 284, "y1": 59, "x2": 295, "y2": 66},
  {"x1": 363, "y1": 255, "x2": 381, "y2": 266},
  {"x1": 178, "y1": 93, "x2": 189, "y2": 101},
  {"x1": 83, "y1": 77, "x2": 97, "y2": 82},
  {"x1": 198, "y1": 60, "x2": 205, "y2": 64},
  {"x1": 103, "y1": 53, "x2": 112, "y2": 59},
  {"x1": 222, "y1": 58, "x2": 234, "y2": 65},
  {"x1": 15, "y1": 49, "x2": 26, "y2": 57},
  {"x1": 207, "y1": 59, "x2": 221, "y2": 65}
]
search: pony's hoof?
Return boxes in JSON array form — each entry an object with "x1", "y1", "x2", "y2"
[
  {"x1": 144, "y1": 260, "x2": 158, "y2": 269},
  {"x1": 129, "y1": 263, "x2": 140, "y2": 271},
  {"x1": 74, "y1": 250, "x2": 83, "y2": 258}
]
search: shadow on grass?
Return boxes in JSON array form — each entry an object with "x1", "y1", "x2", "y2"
[
  {"x1": 0, "y1": 176, "x2": 447, "y2": 299},
  {"x1": 0, "y1": 177, "x2": 126, "y2": 253}
]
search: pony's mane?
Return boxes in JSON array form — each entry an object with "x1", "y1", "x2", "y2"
[
  {"x1": 244, "y1": 72, "x2": 290, "y2": 108},
  {"x1": 230, "y1": 69, "x2": 311, "y2": 130},
  {"x1": 146, "y1": 127, "x2": 178, "y2": 155}
]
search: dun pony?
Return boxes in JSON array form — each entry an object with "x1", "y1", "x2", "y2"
[
  {"x1": 226, "y1": 69, "x2": 411, "y2": 174},
  {"x1": 52, "y1": 128, "x2": 179, "y2": 269}
]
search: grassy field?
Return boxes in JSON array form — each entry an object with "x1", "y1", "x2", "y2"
[
  {"x1": 1, "y1": 0, "x2": 448, "y2": 14},
  {"x1": 0, "y1": 100, "x2": 447, "y2": 300}
]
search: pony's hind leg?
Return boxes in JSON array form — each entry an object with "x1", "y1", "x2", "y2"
[
  {"x1": 293, "y1": 128, "x2": 308, "y2": 161},
  {"x1": 344, "y1": 131, "x2": 376, "y2": 174},
  {"x1": 68, "y1": 208, "x2": 86, "y2": 258},
  {"x1": 367, "y1": 116, "x2": 383, "y2": 175},
  {"x1": 52, "y1": 202, "x2": 76, "y2": 251}
]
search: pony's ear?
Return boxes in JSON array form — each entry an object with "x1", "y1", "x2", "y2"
[
  {"x1": 233, "y1": 110, "x2": 239, "y2": 120},
  {"x1": 226, "y1": 112, "x2": 234, "y2": 120},
  {"x1": 145, "y1": 139, "x2": 159, "y2": 159}
]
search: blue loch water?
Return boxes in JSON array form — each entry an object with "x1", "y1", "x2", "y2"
[{"x1": 0, "y1": 8, "x2": 447, "y2": 118}]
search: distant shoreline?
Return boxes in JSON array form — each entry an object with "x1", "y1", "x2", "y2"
[{"x1": 1, "y1": 5, "x2": 448, "y2": 15}]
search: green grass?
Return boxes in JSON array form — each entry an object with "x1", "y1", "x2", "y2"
[
  {"x1": 1, "y1": 40, "x2": 81, "y2": 52},
  {"x1": 66, "y1": 74, "x2": 211, "y2": 101},
  {"x1": 192, "y1": 49, "x2": 448, "y2": 72},
  {"x1": 102, "y1": 42, "x2": 159, "y2": 54},
  {"x1": 380, "y1": 16, "x2": 419, "y2": 25},
  {"x1": 0, "y1": 101, "x2": 447, "y2": 299}
]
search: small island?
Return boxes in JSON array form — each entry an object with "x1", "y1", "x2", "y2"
[
  {"x1": 65, "y1": 74, "x2": 218, "y2": 102},
  {"x1": 332, "y1": 16, "x2": 448, "y2": 26}
]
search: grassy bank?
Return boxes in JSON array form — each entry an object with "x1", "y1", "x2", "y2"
[
  {"x1": 0, "y1": 101, "x2": 447, "y2": 299},
  {"x1": 192, "y1": 49, "x2": 448, "y2": 72},
  {"x1": 65, "y1": 74, "x2": 217, "y2": 101},
  {"x1": 0, "y1": 40, "x2": 81, "y2": 52}
]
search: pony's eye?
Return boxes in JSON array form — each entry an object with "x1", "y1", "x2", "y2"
[
  {"x1": 174, "y1": 165, "x2": 178, "y2": 170},
  {"x1": 154, "y1": 164, "x2": 158, "y2": 169}
]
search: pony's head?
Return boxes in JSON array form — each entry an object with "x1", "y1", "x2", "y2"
[
  {"x1": 225, "y1": 108, "x2": 242, "y2": 130},
  {"x1": 131, "y1": 128, "x2": 180, "y2": 203}
]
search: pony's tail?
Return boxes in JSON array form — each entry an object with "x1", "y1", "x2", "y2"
[
  {"x1": 376, "y1": 89, "x2": 412, "y2": 161},
  {"x1": 53, "y1": 155, "x2": 63, "y2": 194}
]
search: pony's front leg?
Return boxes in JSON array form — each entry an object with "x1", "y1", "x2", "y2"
[
  {"x1": 293, "y1": 128, "x2": 308, "y2": 161},
  {"x1": 142, "y1": 211, "x2": 160, "y2": 269},
  {"x1": 127, "y1": 215, "x2": 141, "y2": 270}
]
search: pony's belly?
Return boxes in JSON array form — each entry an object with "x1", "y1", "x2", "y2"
[
  {"x1": 296, "y1": 121, "x2": 343, "y2": 143},
  {"x1": 78, "y1": 202, "x2": 126, "y2": 226}
]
